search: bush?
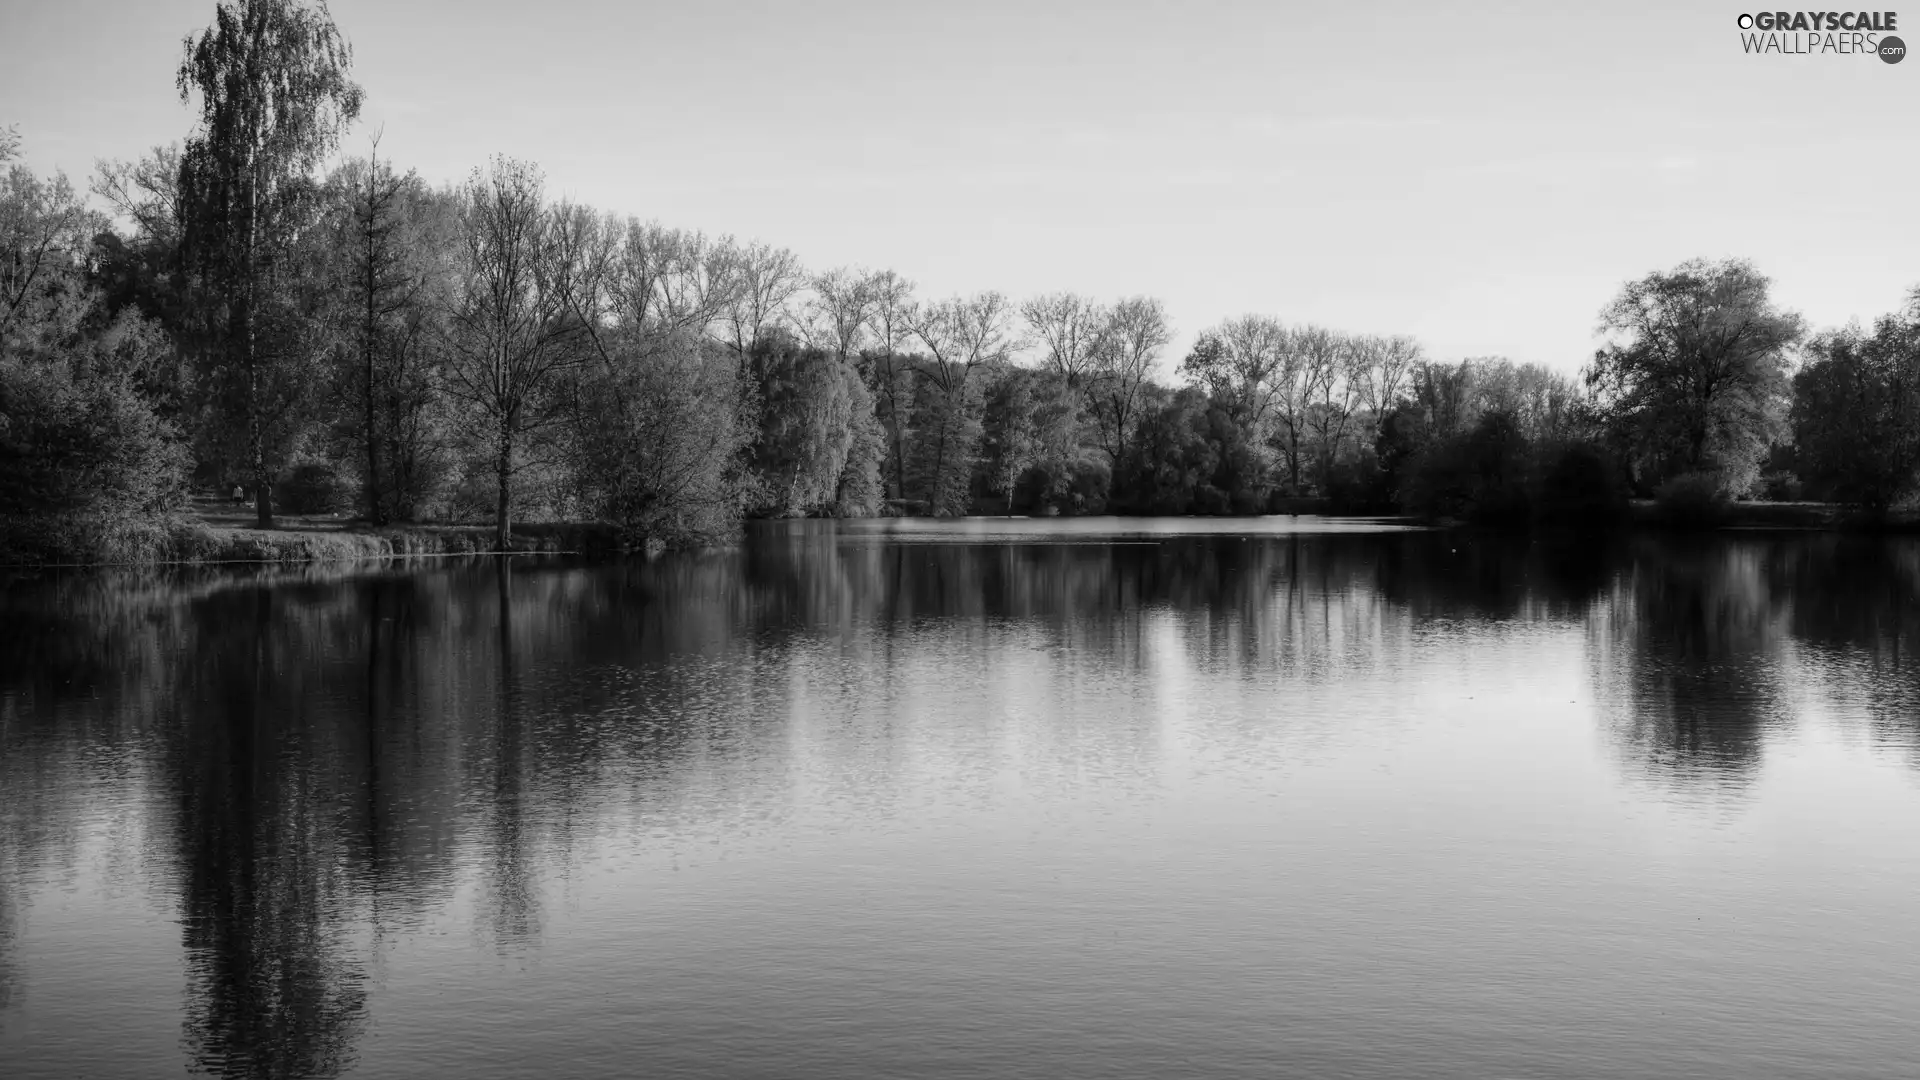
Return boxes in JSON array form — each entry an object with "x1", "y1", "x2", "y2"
[
  {"x1": 0, "y1": 359, "x2": 189, "y2": 565},
  {"x1": 1758, "y1": 470, "x2": 1804, "y2": 502},
  {"x1": 277, "y1": 462, "x2": 351, "y2": 515},
  {"x1": 1654, "y1": 470, "x2": 1732, "y2": 528}
]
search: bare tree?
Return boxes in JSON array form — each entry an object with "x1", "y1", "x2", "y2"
[
  {"x1": 1020, "y1": 291, "x2": 1108, "y2": 392},
  {"x1": 1089, "y1": 295, "x2": 1170, "y2": 464},
  {"x1": 1184, "y1": 314, "x2": 1289, "y2": 428},
  {"x1": 1298, "y1": 326, "x2": 1359, "y2": 489},
  {"x1": 93, "y1": 145, "x2": 186, "y2": 250},
  {"x1": 911, "y1": 290, "x2": 1018, "y2": 394},
  {"x1": 1350, "y1": 333, "x2": 1422, "y2": 437},
  {"x1": 440, "y1": 156, "x2": 582, "y2": 550},
  {"x1": 806, "y1": 266, "x2": 878, "y2": 361},
  {"x1": 606, "y1": 222, "x2": 740, "y2": 343},
  {"x1": 724, "y1": 240, "x2": 803, "y2": 355}
]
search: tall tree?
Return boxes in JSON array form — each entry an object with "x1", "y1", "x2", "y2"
[
  {"x1": 335, "y1": 140, "x2": 419, "y2": 523},
  {"x1": 1297, "y1": 326, "x2": 1358, "y2": 490},
  {"x1": 865, "y1": 269, "x2": 917, "y2": 502},
  {"x1": 441, "y1": 156, "x2": 581, "y2": 550},
  {"x1": 1588, "y1": 257, "x2": 1803, "y2": 494},
  {"x1": 175, "y1": 0, "x2": 364, "y2": 527}
]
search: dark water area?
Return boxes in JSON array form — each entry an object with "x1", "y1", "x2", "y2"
[{"x1": 3, "y1": 518, "x2": 1920, "y2": 1079}]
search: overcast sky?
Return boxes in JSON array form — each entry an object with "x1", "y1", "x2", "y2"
[{"x1": 3, "y1": 0, "x2": 1915, "y2": 373}]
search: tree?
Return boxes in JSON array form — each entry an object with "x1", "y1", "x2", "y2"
[
  {"x1": 907, "y1": 291, "x2": 1016, "y2": 515},
  {"x1": 1349, "y1": 333, "x2": 1421, "y2": 438},
  {"x1": 567, "y1": 332, "x2": 755, "y2": 549},
  {"x1": 1588, "y1": 257, "x2": 1803, "y2": 495},
  {"x1": 0, "y1": 158, "x2": 96, "y2": 349},
  {"x1": 864, "y1": 269, "x2": 917, "y2": 502},
  {"x1": 1792, "y1": 299, "x2": 1920, "y2": 514},
  {"x1": 175, "y1": 0, "x2": 364, "y2": 527},
  {"x1": 1089, "y1": 295, "x2": 1170, "y2": 466},
  {"x1": 1180, "y1": 316, "x2": 1293, "y2": 490},
  {"x1": 746, "y1": 333, "x2": 874, "y2": 517},
  {"x1": 1297, "y1": 326, "x2": 1358, "y2": 492},
  {"x1": 441, "y1": 157, "x2": 582, "y2": 550},
  {"x1": 2, "y1": 147, "x2": 189, "y2": 563},
  {"x1": 332, "y1": 141, "x2": 425, "y2": 523}
]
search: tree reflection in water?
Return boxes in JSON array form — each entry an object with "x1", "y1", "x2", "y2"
[{"x1": 4, "y1": 524, "x2": 1920, "y2": 1075}]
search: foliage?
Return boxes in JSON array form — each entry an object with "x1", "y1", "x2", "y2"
[
  {"x1": 1653, "y1": 471, "x2": 1732, "y2": 528},
  {"x1": 1791, "y1": 308, "x2": 1920, "y2": 514},
  {"x1": 320, "y1": 150, "x2": 454, "y2": 524},
  {"x1": 746, "y1": 333, "x2": 875, "y2": 517},
  {"x1": 567, "y1": 334, "x2": 755, "y2": 549},
  {"x1": 16, "y1": 0, "x2": 1920, "y2": 564},
  {"x1": 1, "y1": 150, "x2": 190, "y2": 565},
  {"x1": 1588, "y1": 258, "x2": 1802, "y2": 497},
  {"x1": 1399, "y1": 409, "x2": 1532, "y2": 524},
  {"x1": 175, "y1": 0, "x2": 365, "y2": 527}
]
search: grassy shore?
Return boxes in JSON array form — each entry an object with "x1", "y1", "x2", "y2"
[
  {"x1": 0, "y1": 500, "x2": 633, "y2": 568},
  {"x1": 173, "y1": 502, "x2": 634, "y2": 563}
]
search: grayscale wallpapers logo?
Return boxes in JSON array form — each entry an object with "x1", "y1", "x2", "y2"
[{"x1": 1735, "y1": 10, "x2": 1905, "y2": 60}]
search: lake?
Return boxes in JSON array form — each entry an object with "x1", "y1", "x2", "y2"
[{"x1": 3, "y1": 518, "x2": 1920, "y2": 1079}]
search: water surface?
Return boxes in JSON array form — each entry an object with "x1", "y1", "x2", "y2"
[{"x1": 3, "y1": 518, "x2": 1920, "y2": 1078}]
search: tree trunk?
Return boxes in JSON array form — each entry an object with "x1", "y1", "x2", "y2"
[
  {"x1": 495, "y1": 421, "x2": 513, "y2": 552},
  {"x1": 366, "y1": 344, "x2": 382, "y2": 524},
  {"x1": 363, "y1": 262, "x2": 381, "y2": 525},
  {"x1": 247, "y1": 323, "x2": 272, "y2": 529},
  {"x1": 244, "y1": 150, "x2": 272, "y2": 530},
  {"x1": 253, "y1": 472, "x2": 274, "y2": 529}
]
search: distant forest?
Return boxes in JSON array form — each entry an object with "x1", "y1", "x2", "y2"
[{"x1": 4, "y1": 0, "x2": 1919, "y2": 564}]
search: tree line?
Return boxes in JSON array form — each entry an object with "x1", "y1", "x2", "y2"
[{"x1": 4, "y1": 0, "x2": 1919, "y2": 564}]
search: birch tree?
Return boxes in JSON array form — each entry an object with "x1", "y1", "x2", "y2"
[{"x1": 175, "y1": 0, "x2": 363, "y2": 526}]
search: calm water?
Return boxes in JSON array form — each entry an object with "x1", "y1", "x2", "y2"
[{"x1": 4, "y1": 518, "x2": 1920, "y2": 1079}]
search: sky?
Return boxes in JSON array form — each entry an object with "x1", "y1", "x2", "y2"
[{"x1": 2, "y1": 0, "x2": 1916, "y2": 375}]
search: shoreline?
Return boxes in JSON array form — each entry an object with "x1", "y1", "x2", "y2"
[{"x1": 5, "y1": 500, "x2": 1917, "y2": 571}]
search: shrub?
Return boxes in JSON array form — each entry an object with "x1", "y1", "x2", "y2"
[
  {"x1": 1654, "y1": 470, "x2": 1732, "y2": 528},
  {"x1": 0, "y1": 360, "x2": 189, "y2": 565}
]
